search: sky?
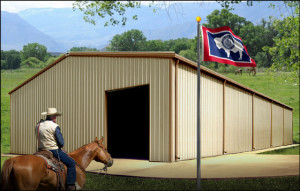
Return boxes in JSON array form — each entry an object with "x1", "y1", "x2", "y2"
[
  {"x1": 1, "y1": 1, "x2": 74, "y2": 13},
  {"x1": 1, "y1": 1, "x2": 208, "y2": 13}
]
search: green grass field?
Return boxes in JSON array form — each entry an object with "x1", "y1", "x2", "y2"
[
  {"x1": 259, "y1": 145, "x2": 300, "y2": 155},
  {"x1": 84, "y1": 173, "x2": 299, "y2": 190},
  {"x1": 1, "y1": 68, "x2": 299, "y2": 190},
  {"x1": 1, "y1": 68, "x2": 41, "y2": 154}
]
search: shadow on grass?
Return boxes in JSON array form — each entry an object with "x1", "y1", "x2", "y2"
[{"x1": 84, "y1": 173, "x2": 299, "y2": 190}]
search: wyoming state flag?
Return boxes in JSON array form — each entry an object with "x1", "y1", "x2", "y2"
[{"x1": 201, "y1": 26, "x2": 256, "y2": 67}]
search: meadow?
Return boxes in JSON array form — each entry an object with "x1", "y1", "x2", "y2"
[{"x1": 1, "y1": 68, "x2": 299, "y2": 190}]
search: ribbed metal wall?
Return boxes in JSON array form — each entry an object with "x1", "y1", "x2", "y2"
[
  {"x1": 271, "y1": 103, "x2": 284, "y2": 147},
  {"x1": 253, "y1": 95, "x2": 271, "y2": 149},
  {"x1": 201, "y1": 73, "x2": 223, "y2": 157},
  {"x1": 10, "y1": 56, "x2": 170, "y2": 162},
  {"x1": 224, "y1": 84, "x2": 252, "y2": 154},
  {"x1": 10, "y1": 53, "x2": 294, "y2": 161},
  {"x1": 177, "y1": 64, "x2": 223, "y2": 160},
  {"x1": 284, "y1": 108, "x2": 293, "y2": 145},
  {"x1": 177, "y1": 64, "x2": 196, "y2": 160}
]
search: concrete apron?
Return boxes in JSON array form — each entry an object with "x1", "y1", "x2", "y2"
[{"x1": 86, "y1": 144, "x2": 299, "y2": 179}]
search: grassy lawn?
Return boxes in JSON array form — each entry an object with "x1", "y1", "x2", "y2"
[
  {"x1": 1, "y1": 157, "x2": 12, "y2": 169},
  {"x1": 84, "y1": 173, "x2": 299, "y2": 190},
  {"x1": 1, "y1": 68, "x2": 41, "y2": 154},
  {"x1": 259, "y1": 145, "x2": 300, "y2": 155}
]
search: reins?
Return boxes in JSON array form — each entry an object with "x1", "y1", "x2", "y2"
[
  {"x1": 70, "y1": 143, "x2": 109, "y2": 175},
  {"x1": 75, "y1": 162, "x2": 87, "y2": 173},
  {"x1": 88, "y1": 165, "x2": 108, "y2": 175},
  {"x1": 74, "y1": 161, "x2": 108, "y2": 175}
]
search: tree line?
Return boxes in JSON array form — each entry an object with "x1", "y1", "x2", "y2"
[
  {"x1": 1, "y1": 43, "x2": 60, "y2": 70},
  {"x1": 105, "y1": 7, "x2": 298, "y2": 75},
  {"x1": 0, "y1": 45, "x2": 103, "y2": 70},
  {"x1": 2, "y1": 4, "x2": 298, "y2": 77}
]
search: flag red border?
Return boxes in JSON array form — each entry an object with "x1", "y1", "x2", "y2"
[{"x1": 201, "y1": 26, "x2": 256, "y2": 67}]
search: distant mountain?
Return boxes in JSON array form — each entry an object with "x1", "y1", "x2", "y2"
[
  {"x1": 1, "y1": 11, "x2": 67, "y2": 52},
  {"x1": 1, "y1": 2, "x2": 292, "y2": 52}
]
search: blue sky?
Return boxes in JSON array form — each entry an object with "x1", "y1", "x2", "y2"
[{"x1": 1, "y1": 1, "x2": 199, "y2": 13}]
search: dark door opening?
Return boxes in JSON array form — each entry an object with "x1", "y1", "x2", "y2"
[{"x1": 107, "y1": 85, "x2": 149, "y2": 160}]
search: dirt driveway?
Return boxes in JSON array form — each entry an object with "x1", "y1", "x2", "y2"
[{"x1": 86, "y1": 144, "x2": 299, "y2": 179}]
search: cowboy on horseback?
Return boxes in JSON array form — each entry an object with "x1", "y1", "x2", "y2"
[{"x1": 37, "y1": 108, "x2": 76, "y2": 191}]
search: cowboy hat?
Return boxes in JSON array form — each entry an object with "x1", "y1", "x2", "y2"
[{"x1": 41, "y1": 108, "x2": 62, "y2": 116}]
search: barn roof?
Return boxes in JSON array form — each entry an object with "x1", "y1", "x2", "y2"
[{"x1": 8, "y1": 52, "x2": 292, "y2": 110}]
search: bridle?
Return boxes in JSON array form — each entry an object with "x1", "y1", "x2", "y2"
[{"x1": 77, "y1": 142, "x2": 110, "y2": 175}]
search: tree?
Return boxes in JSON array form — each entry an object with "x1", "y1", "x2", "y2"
[
  {"x1": 145, "y1": 40, "x2": 167, "y2": 51},
  {"x1": 170, "y1": 38, "x2": 192, "y2": 54},
  {"x1": 1, "y1": 50, "x2": 21, "y2": 70},
  {"x1": 1, "y1": 50, "x2": 6, "y2": 60},
  {"x1": 264, "y1": 1, "x2": 299, "y2": 77},
  {"x1": 178, "y1": 36, "x2": 198, "y2": 62},
  {"x1": 107, "y1": 29, "x2": 147, "y2": 51},
  {"x1": 204, "y1": 9, "x2": 251, "y2": 36},
  {"x1": 73, "y1": 1, "x2": 142, "y2": 26},
  {"x1": 20, "y1": 43, "x2": 48, "y2": 62},
  {"x1": 73, "y1": 1, "x2": 255, "y2": 27},
  {"x1": 216, "y1": 0, "x2": 253, "y2": 11},
  {"x1": 70, "y1": 47, "x2": 99, "y2": 52},
  {"x1": 179, "y1": 49, "x2": 197, "y2": 62},
  {"x1": 1, "y1": 60, "x2": 8, "y2": 70},
  {"x1": 21, "y1": 57, "x2": 43, "y2": 68},
  {"x1": 254, "y1": 52, "x2": 269, "y2": 68}
]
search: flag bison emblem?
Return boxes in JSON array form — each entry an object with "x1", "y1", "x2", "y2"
[{"x1": 214, "y1": 34, "x2": 244, "y2": 60}]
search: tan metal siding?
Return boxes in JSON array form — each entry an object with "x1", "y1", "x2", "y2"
[
  {"x1": 284, "y1": 109, "x2": 293, "y2": 145},
  {"x1": 253, "y1": 95, "x2": 271, "y2": 150},
  {"x1": 271, "y1": 103, "x2": 284, "y2": 147},
  {"x1": 177, "y1": 64, "x2": 196, "y2": 160},
  {"x1": 10, "y1": 56, "x2": 170, "y2": 161},
  {"x1": 177, "y1": 64, "x2": 223, "y2": 160},
  {"x1": 224, "y1": 84, "x2": 252, "y2": 154},
  {"x1": 169, "y1": 59, "x2": 176, "y2": 162},
  {"x1": 201, "y1": 73, "x2": 223, "y2": 157}
]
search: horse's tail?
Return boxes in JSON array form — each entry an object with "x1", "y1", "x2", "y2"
[{"x1": 1, "y1": 158, "x2": 15, "y2": 190}]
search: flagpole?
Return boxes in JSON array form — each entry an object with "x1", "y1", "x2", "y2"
[{"x1": 196, "y1": 16, "x2": 201, "y2": 191}]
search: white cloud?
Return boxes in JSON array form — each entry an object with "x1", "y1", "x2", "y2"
[{"x1": 1, "y1": 1, "x2": 74, "y2": 13}]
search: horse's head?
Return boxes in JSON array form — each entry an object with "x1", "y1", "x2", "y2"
[{"x1": 94, "y1": 137, "x2": 113, "y2": 167}]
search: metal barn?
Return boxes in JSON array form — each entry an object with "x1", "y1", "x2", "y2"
[{"x1": 9, "y1": 52, "x2": 293, "y2": 162}]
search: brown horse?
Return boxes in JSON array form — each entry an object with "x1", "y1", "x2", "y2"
[
  {"x1": 246, "y1": 67, "x2": 256, "y2": 76},
  {"x1": 235, "y1": 68, "x2": 243, "y2": 75},
  {"x1": 1, "y1": 137, "x2": 113, "y2": 190}
]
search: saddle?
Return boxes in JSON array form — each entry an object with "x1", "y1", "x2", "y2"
[
  {"x1": 34, "y1": 150, "x2": 65, "y2": 172},
  {"x1": 34, "y1": 150, "x2": 65, "y2": 190}
]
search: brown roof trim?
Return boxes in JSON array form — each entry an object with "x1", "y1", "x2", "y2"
[
  {"x1": 68, "y1": 51, "x2": 176, "y2": 58},
  {"x1": 8, "y1": 52, "x2": 293, "y2": 110},
  {"x1": 174, "y1": 54, "x2": 293, "y2": 110},
  {"x1": 8, "y1": 54, "x2": 67, "y2": 94}
]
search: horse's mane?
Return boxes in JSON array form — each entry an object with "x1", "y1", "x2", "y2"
[{"x1": 70, "y1": 141, "x2": 97, "y2": 154}]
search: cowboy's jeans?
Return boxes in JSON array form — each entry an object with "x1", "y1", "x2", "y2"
[{"x1": 50, "y1": 149, "x2": 76, "y2": 185}]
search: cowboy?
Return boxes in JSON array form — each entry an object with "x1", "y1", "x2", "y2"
[{"x1": 37, "y1": 108, "x2": 76, "y2": 191}]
